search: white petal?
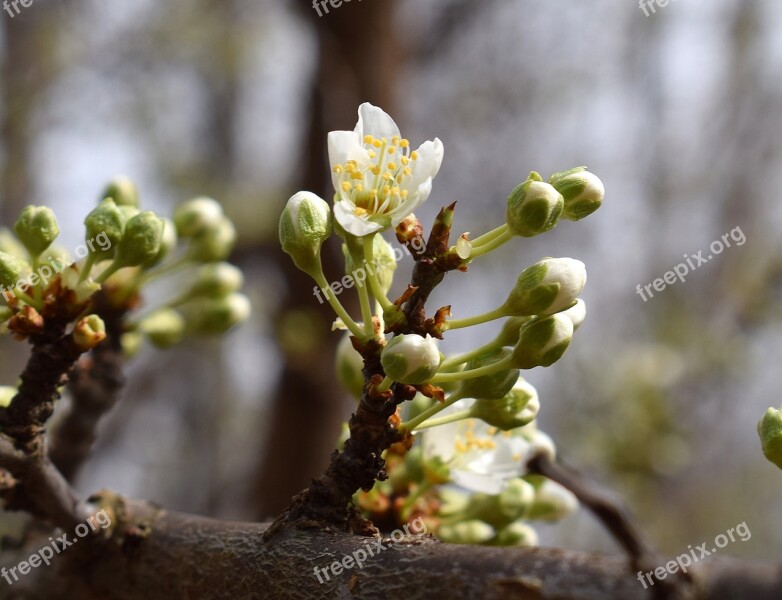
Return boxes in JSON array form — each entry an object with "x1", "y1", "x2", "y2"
[
  {"x1": 333, "y1": 200, "x2": 383, "y2": 237},
  {"x1": 407, "y1": 138, "x2": 444, "y2": 188},
  {"x1": 392, "y1": 178, "x2": 432, "y2": 226},
  {"x1": 355, "y1": 103, "x2": 401, "y2": 141},
  {"x1": 328, "y1": 130, "x2": 369, "y2": 192}
]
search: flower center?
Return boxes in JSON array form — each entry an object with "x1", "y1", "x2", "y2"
[{"x1": 333, "y1": 134, "x2": 419, "y2": 217}]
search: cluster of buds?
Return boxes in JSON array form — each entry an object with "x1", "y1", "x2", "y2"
[
  {"x1": 1, "y1": 178, "x2": 250, "y2": 368},
  {"x1": 278, "y1": 103, "x2": 603, "y2": 545}
]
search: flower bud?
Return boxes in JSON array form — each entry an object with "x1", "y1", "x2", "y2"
[
  {"x1": 0, "y1": 251, "x2": 30, "y2": 289},
  {"x1": 187, "y1": 263, "x2": 243, "y2": 299},
  {"x1": 549, "y1": 167, "x2": 604, "y2": 221},
  {"x1": 0, "y1": 305, "x2": 11, "y2": 322},
  {"x1": 174, "y1": 197, "x2": 224, "y2": 238},
  {"x1": 758, "y1": 407, "x2": 782, "y2": 470},
  {"x1": 186, "y1": 293, "x2": 251, "y2": 335},
  {"x1": 84, "y1": 199, "x2": 126, "y2": 258},
  {"x1": 139, "y1": 308, "x2": 186, "y2": 348},
  {"x1": 437, "y1": 520, "x2": 495, "y2": 545},
  {"x1": 0, "y1": 385, "x2": 17, "y2": 408},
  {"x1": 371, "y1": 234, "x2": 397, "y2": 294},
  {"x1": 380, "y1": 333, "x2": 441, "y2": 384},
  {"x1": 72, "y1": 314, "x2": 107, "y2": 351},
  {"x1": 526, "y1": 478, "x2": 578, "y2": 521},
  {"x1": 460, "y1": 348, "x2": 519, "y2": 400},
  {"x1": 511, "y1": 314, "x2": 573, "y2": 369},
  {"x1": 188, "y1": 217, "x2": 236, "y2": 262},
  {"x1": 279, "y1": 191, "x2": 332, "y2": 276},
  {"x1": 506, "y1": 173, "x2": 564, "y2": 237},
  {"x1": 493, "y1": 521, "x2": 538, "y2": 547},
  {"x1": 144, "y1": 217, "x2": 177, "y2": 267},
  {"x1": 494, "y1": 317, "x2": 533, "y2": 347},
  {"x1": 114, "y1": 211, "x2": 165, "y2": 268},
  {"x1": 561, "y1": 298, "x2": 586, "y2": 330},
  {"x1": 13, "y1": 205, "x2": 60, "y2": 257},
  {"x1": 335, "y1": 333, "x2": 365, "y2": 400},
  {"x1": 471, "y1": 378, "x2": 539, "y2": 430},
  {"x1": 101, "y1": 176, "x2": 139, "y2": 208},
  {"x1": 503, "y1": 257, "x2": 586, "y2": 317}
]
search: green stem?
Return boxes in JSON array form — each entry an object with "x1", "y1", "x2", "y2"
[
  {"x1": 12, "y1": 289, "x2": 42, "y2": 310},
  {"x1": 375, "y1": 376, "x2": 393, "y2": 394},
  {"x1": 430, "y1": 356, "x2": 513, "y2": 384},
  {"x1": 469, "y1": 228, "x2": 513, "y2": 258},
  {"x1": 95, "y1": 261, "x2": 122, "y2": 284},
  {"x1": 411, "y1": 408, "x2": 474, "y2": 431},
  {"x1": 470, "y1": 223, "x2": 509, "y2": 248},
  {"x1": 401, "y1": 390, "x2": 466, "y2": 432},
  {"x1": 78, "y1": 253, "x2": 98, "y2": 283},
  {"x1": 355, "y1": 274, "x2": 375, "y2": 337},
  {"x1": 445, "y1": 306, "x2": 508, "y2": 331},
  {"x1": 440, "y1": 340, "x2": 501, "y2": 370},
  {"x1": 312, "y1": 268, "x2": 366, "y2": 340},
  {"x1": 138, "y1": 254, "x2": 192, "y2": 285}
]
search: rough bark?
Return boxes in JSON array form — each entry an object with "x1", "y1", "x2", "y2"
[{"x1": 1, "y1": 494, "x2": 780, "y2": 600}]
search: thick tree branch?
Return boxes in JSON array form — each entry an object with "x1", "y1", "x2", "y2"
[{"x1": 1, "y1": 495, "x2": 780, "y2": 600}]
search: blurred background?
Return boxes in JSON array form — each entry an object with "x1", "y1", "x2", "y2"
[{"x1": 1, "y1": 0, "x2": 781, "y2": 559}]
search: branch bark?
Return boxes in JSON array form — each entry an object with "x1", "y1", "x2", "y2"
[{"x1": 2, "y1": 495, "x2": 780, "y2": 600}]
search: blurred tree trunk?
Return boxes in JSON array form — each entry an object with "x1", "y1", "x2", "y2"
[{"x1": 250, "y1": 0, "x2": 400, "y2": 517}]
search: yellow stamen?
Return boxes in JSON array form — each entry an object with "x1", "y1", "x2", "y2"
[
  {"x1": 364, "y1": 134, "x2": 374, "y2": 144},
  {"x1": 410, "y1": 151, "x2": 419, "y2": 160},
  {"x1": 387, "y1": 146, "x2": 396, "y2": 154},
  {"x1": 387, "y1": 162, "x2": 396, "y2": 170},
  {"x1": 399, "y1": 139, "x2": 410, "y2": 148},
  {"x1": 341, "y1": 182, "x2": 352, "y2": 192}
]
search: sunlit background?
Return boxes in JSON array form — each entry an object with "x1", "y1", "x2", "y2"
[{"x1": 1, "y1": 0, "x2": 781, "y2": 559}]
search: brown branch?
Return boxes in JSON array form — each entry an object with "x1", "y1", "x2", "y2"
[
  {"x1": 528, "y1": 452, "x2": 691, "y2": 599},
  {"x1": 50, "y1": 293, "x2": 127, "y2": 481},
  {"x1": 1, "y1": 493, "x2": 779, "y2": 600}
]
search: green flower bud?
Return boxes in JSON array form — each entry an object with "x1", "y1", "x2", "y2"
[
  {"x1": 549, "y1": 167, "x2": 604, "y2": 221},
  {"x1": 506, "y1": 172, "x2": 564, "y2": 237},
  {"x1": 188, "y1": 216, "x2": 236, "y2": 262},
  {"x1": 561, "y1": 298, "x2": 586, "y2": 330},
  {"x1": 174, "y1": 197, "x2": 224, "y2": 238},
  {"x1": 0, "y1": 385, "x2": 17, "y2": 408},
  {"x1": 460, "y1": 348, "x2": 520, "y2": 400},
  {"x1": 380, "y1": 333, "x2": 441, "y2": 384},
  {"x1": 0, "y1": 305, "x2": 12, "y2": 322},
  {"x1": 13, "y1": 205, "x2": 60, "y2": 257},
  {"x1": 335, "y1": 332, "x2": 365, "y2": 400},
  {"x1": 144, "y1": 218, "x2": 177, "y2": 267},
  {"x1": 119, "y1": 205, "x2": 140, "y2": 221},
  {"x1": 758, "y1": 407, "x2": 782, "y2": 470},
  {"x1": 186, "y1": 293, "x2": 251, "y2": 335},
  {"x1": 101, "y1": 176, "x2": 139, "y2": 208},
  {"x1": 188, "y1": 263, "x2": 243, "y2": 299},
  {"x1": 0, "y1": 228, "x2": 26, "y2": 257},
  {"x1": 437, "y1": 520, "x2": 495, "y2": 545},
  {"x1": 526, "y1": 478, "x2": 578, "y2": 521},
  {"x1": 503, "y1": 257, "x2": 586, "y2": 317},
  {"x1": 499, "y1": 478, "x2": 536, "y2": 521},
  {"x1": 371, "y1": 234, "x2": 397, "y2": 294},
  {"x1": 511, "y1": 314, "x2": 573, "y2": 369},
  {"x1": 139, "y1": 308, "x2": 186, "y2": 348},
  {"x1": 0, "y1": 251, "x2": 30, "y2": 288},
  {"x1": 72, "y1": 314, "x2": 107, "y2": 350},
  {"x1": 493, "y1": 521, "x2": 538, "y2": 547},
  {"x1": 113, "y1": 211, "x2": 164, "y2": 268},
  {"x1": 494, "y1": 317, "x2": 533, "y2": 347},
  {"x1": 121, "y1": 332, "x2": 143, "y2": 359},
  {"x1": 84, "y1": 199, "x2": 127, "y2": 258},
  {"x1": 279, "y1": 192, "x2": 332, "y2": 276},
  {"x1": 471, "y1": 378, "x2": 539, "y2": 430}
]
